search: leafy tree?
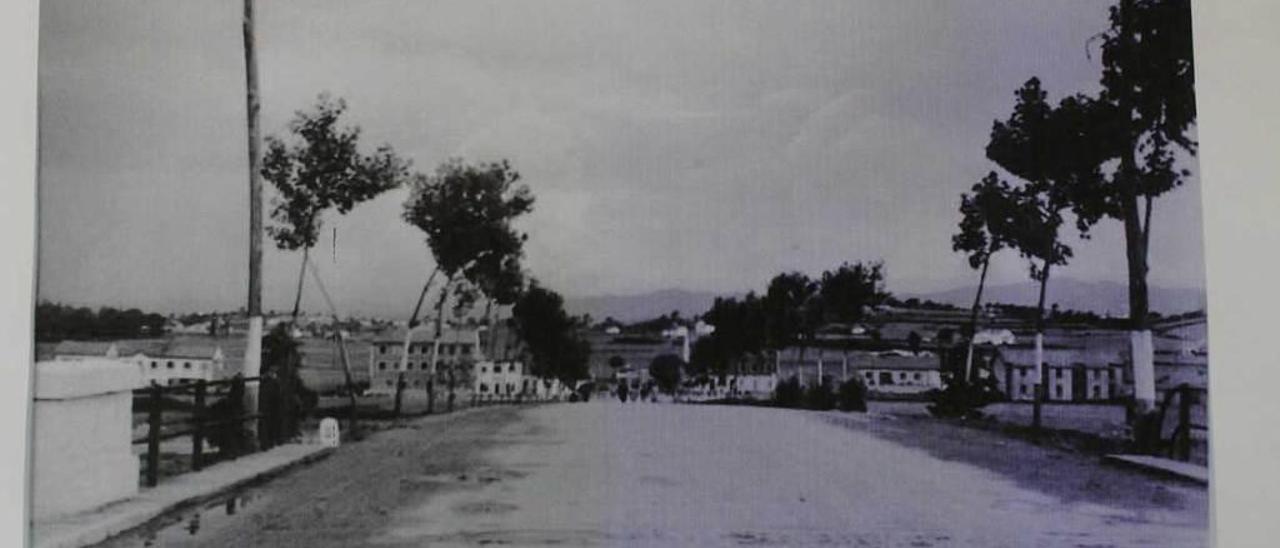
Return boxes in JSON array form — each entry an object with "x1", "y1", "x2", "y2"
[
  {"x1": 952, "y1": 173, "x2": 1023, "y2": 383},
  {"x1": 648, "y1": 354, "x2": 684, "y2": 395},
  {"x1": 764, "y1": 271, "x2": 819, "y2": 354},
  {"x1": 953, "y1": 173, "x2": 1019, "y2": 336},
  {"x1": 402, "y1": 158, "x2": 534, "y2": 394},
  {"x1": 695, "y1": 293, "x2": 768, "y2": 377},
  {"x1": 262, "y1": 94, "x2": 409, "y2": 320},
  {"x1": 816, "y1": 261, "x2": 889, "y2": 324},
  {"x1": 1072, "y1": 0, "x2": 1196, "y2": 416},
  {"x1": 986, "y1": 77, "x2": 1103, "y2": 431},
  {"x1": 510, "y1": 281, "x2": 591, "y2": 382}
]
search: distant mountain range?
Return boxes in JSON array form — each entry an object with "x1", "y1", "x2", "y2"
[
  {"x1": 565, "y1": 279, "x2": 1205, "y2": 323},
  {"x1": 903, "y1": 279, "x2": 1205, "y2": 317},
  {"x1": 565, "y1": 289, "x2": 735, "y2": 323}
]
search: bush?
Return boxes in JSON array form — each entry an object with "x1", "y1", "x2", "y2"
[
  {"x1": 773, "y1": 376, "x2": 803, "y2": 408},
  {"x1": 837, "y1": 378, "x2": 868, "y2": 412},
  {"x1": 804, "y1": 381, "x2": 837, "y2": 411},
  {"x1": 926, "y1": 375, "x2": 1002, "y2": 419}
]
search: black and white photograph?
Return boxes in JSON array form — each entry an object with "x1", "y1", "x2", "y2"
[{"x1": 26, "y1": 1, "x2": 1221, "y2": 546}]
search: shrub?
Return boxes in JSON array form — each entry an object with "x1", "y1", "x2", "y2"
[
  {"x1": 804, "y1": 381, "x2": 837, "y2": 411},
  {"x1": 773, "y1": 376, "x2": 803, "y2": 408},
  {"x1": 926, "y1": 375, "x2": 1002, "y2": 419},
  {"x1": 837, "y1": 378, "x2": 868, "y2": 412}
]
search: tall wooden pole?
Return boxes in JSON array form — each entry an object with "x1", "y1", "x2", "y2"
[{"x1": 241, "y1": 0, "x2": 264, "y2": 446}]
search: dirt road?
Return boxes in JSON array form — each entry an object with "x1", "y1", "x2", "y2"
[{"x1": 102, "y1": 402, "x2": 1208, "y2": 547}]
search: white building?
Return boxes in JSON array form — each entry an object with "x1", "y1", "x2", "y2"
[
  {"x1": 53, "y1": 340, "x2": 228, "y2": 388},
  {"x1": 473, "y1": 359, "x2": 574, "y2": 401}
]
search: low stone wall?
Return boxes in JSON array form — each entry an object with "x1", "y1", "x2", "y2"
[{"x1": 31, "y1": 360, "x2": 141, "y2": 520}]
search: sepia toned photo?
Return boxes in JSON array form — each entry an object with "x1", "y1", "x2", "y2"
[{"x1": 30, "y1": 1, "x2": 1207, "y2": 546}]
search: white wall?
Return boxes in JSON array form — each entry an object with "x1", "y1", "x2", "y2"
[{"x1": 30, "y1": 360, "x2": 140, "y2": 520}]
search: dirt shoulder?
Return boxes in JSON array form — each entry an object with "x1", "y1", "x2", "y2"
[
  {"x1": 98, "y1": 405, "x2": 528, "y2": 547},
  {"x1": 819, "y1": 410, "x2": 1208, "y2": 522}
]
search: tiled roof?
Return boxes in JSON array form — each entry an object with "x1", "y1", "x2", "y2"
[{"x1": 52, "y1": 341, "x2": 117, "y2": 357}]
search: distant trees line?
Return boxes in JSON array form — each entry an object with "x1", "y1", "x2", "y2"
[{"x1": 35, "y1": 302, "x2": 167, "y2": 342}]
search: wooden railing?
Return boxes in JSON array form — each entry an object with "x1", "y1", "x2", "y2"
[{"x1": 131, "y1": 375, "x2": 294, "y2": 487}]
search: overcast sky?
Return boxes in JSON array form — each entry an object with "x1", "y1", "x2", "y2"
[{"x1": 37, "y1": 0, "x2": 1206, "y2": 317}]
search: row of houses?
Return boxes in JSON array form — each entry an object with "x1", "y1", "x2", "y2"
[
  {"x1": 703, "y1": 320, "x2": 1208, "y2": 404},
  {"x1": 51, "y1": 340, "x2": 229, "y2": 388},
  {"x1": 365, "y1": 323, "x2": 577, "y2": 401}
]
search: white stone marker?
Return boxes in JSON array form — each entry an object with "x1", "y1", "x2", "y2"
[{"x1": 318, "y1": 417, "x2": 341, "y2": 448}]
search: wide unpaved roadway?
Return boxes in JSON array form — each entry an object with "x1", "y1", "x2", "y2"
[{"x1": 109, "y1": 402, "x2": 1208, "y2": 547}]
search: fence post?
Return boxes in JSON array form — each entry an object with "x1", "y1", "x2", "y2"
[
  {"x1": 192, "y1": 380, "x2": 206, "y2": 471},
  {"x1": 426, "y1": 380, "x2": 435, "y2": 415},
  {"x1": 146, "y1": 383, "x2": 162, "y2": 487},
  {"x1": 1177, "y1": 385, "x2": 1193, "y2": 461},
  {"x1": 393, "y1": 373, "x2": 405, "y2": 417},
  {"x1": 231, "y1": 375, "x2": 246, "y2": 457}
]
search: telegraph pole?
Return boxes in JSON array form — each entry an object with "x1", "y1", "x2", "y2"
[{"x1": 241, "y1": 0, "x2": 264, "y2": 446}]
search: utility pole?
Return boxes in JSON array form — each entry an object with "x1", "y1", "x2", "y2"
[{"x1": 241, "y1": 0, "x2": 264, "y2": 447}]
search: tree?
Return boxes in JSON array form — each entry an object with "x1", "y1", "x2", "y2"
[
  {"x1": 402, "y1": 158, "x2": 534, "y2": 399},
  {"x1": 763, "y1": 272, "x2": 818, "y2": 350},
  {"x1": 1072, "y1": 0, "x2": 1196, "y2": 417},
  {"x1": 262, "y1": 94, "x2": 408, "y2": 320},
  {"x1": 953, "y1": 173, "x2": 1021, "y2": 380},
  {"x1": 510, "y1": 282, "x2": 591, "y2": 382},
  {"x1": 907, "y1": 331, "x2": 922, "y2": 355},
  {"x1": 986, "y1": 77, "x2": 1104, "y2": 433},
  {"x1": 648, "y1": 354, "x2": 684, "y2": 395},
  {"x1": 816, "y1": 261, "x2": 889, "y2": 324}
]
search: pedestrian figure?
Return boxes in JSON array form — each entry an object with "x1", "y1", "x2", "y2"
[{"x1": 618, "y1": 382, "x2": 629, "y2": 403}]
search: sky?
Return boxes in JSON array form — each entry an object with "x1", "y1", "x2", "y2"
[{"x1": 37, "y1": 0, "x2": 1207, "y2": 318}]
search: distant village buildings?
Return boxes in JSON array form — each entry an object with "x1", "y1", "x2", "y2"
[{"x1": 52, "y1": 340, "x2": 228, "y2": 387}]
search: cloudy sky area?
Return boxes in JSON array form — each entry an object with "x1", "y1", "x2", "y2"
[{"x1": 38, "y1": 0, "x2": 1206, "y2": 317}]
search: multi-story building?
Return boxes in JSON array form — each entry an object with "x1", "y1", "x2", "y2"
[{"x1": 366, "y1": 324, "x2": 483, "y2": 394}]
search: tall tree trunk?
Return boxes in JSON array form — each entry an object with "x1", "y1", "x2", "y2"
[
  {"x1": 241, "y1": 0, "x2": 264, "y2": 448},
  {"x1": 399, "y1": 267, "x2": 439, "y2": 372},
  {"x1": 1122, "y1": 154, "x2": 1156, "y2": 415},
  {"x1": 290, "y1": 246, "x2": 310, "y2": 322},
  {"x1": 964, "y1": 255, "x2": 992, "y2": 383},
  {"x1": 1032, "y1": 260, "x2": 1052, "y2": 435}
]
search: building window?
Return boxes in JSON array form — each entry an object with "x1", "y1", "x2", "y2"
[
  {"x1": 509, "y1": 364, "x2": 516, "y2": 373},
  {"x1": 1021, "y1": 385, "x2": 1030, "y2": 396},
  {"x1": 167, "y1": 361, "x2": 174, "y2": 369},
  {"x1": 1092, "y1": 385, "x2": 1102, "y2": 399},
  {"x1": 184, "y1": 362, "x2": 191, "y2": 369},
  {"x1": 460, "y1": 344, "x2": 472, "y2": 355},
  {"x1": 913, "y1": 372, "x2": 922, "y2": 381},
  {"x1": 879, "y1": 372, "x2": 894, "y2": 385},
  {"x1": 405, "y1": 362, "x2": 414, "y2": 370},
  {"x1": 386, "y1": 379, "x2": 394, "y2": 387},
  {"x1": 480, "y1": 366, "x2": 487, "y2": 373},
  {"x1": 480, "y1": 383, "x2": 489, "y2": 393},
  {"x1": 379, "y1": 345, "x2": 387, "y2": 355},
  {"x1": 150, "y1": 362, "x2": 157, "y2": 369},
  {"x1": 1055, "y1": 385, "x2": 1064, "y2": 399},
  {"x1": 1055, "y1": 369, "x2": 1064, "y2": 378},
  {"x1": 378, "y1": 362, "x2": 387, "y2": 371}
]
